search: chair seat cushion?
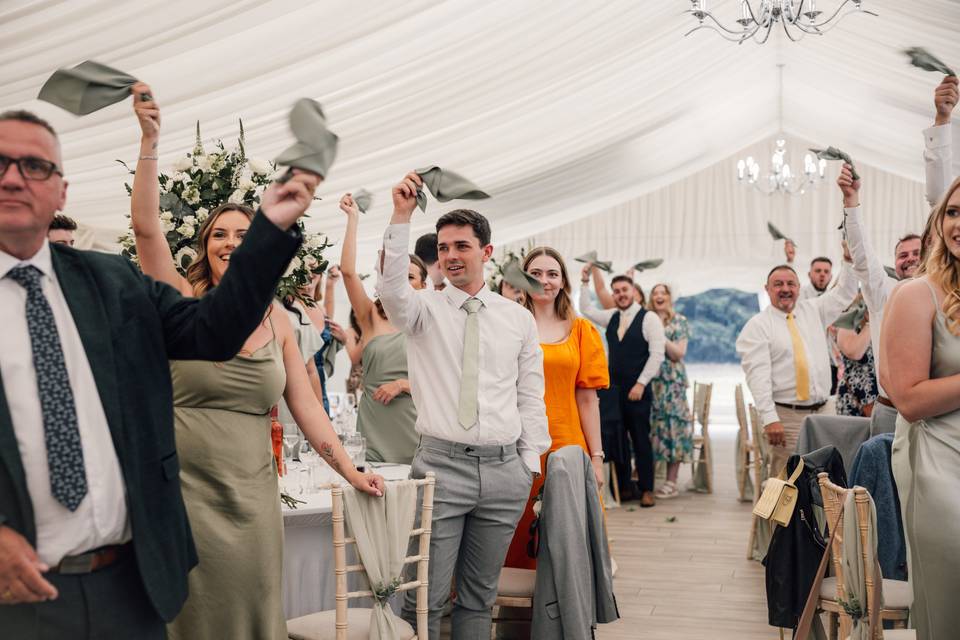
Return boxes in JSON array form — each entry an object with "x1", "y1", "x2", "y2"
[
  {"x1": 820, "y1": 577, "x2": 913, "y2": 609},
  {"x1": 498, "y1": 567, "x2": 536, "y2": 597},
  {"x1": 876, "y1": 630, "x2": 916, "y2": 640},
  {"x1": 287, "y1": 608, "x2": 415, "y2": 640}
]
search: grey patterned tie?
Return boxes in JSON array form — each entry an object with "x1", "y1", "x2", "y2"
[
  {"x1": 457, "y1": 297, "x2": 484, "y2": 429},
  {"x1": 7, "y1": 265, "x2": 87, "y2": 511}
]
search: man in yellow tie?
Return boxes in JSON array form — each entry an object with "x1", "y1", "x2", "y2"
[{"x1": 736, "y1": 260, "x2": 858, "y2": 476}]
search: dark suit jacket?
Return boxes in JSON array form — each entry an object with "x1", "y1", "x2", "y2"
[{"x1": 0, "y1": 212, "x2": 300, "y2": 621}]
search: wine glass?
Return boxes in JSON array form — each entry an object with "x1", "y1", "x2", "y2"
[
  {"x1": 328, "y1": 393, "x2": 342, "y2": 420},
  {"x1": 345, "y1": 393, "x2": 357, "y2": 414},
  {"x1": 282, "y1": 423, "x2": 300, "y2": 472},
  {"x1": 343, "y1": 433, "x2": 363, "y2": 471}
]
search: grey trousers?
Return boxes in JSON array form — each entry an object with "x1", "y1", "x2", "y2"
[
  {"x1": 870, "y1": 401, "x2": 897, "y2": 436},
  {"x1": 403, "y1": 435, "x2": 533, "y2": 640}
]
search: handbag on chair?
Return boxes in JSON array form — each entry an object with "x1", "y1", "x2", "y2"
[{"x1": 753, "y1": 457, "x2": 804, "y2": 527}]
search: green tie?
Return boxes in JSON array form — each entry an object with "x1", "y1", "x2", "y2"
[{"x1": 458, "y1": 298, "x2": 484, "y2": 429}]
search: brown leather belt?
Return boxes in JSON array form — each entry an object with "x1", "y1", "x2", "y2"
[
  {"x1": 775, "y1": 400, "x2": 828, "y2": 412},
  {"x1": 876, "y1": 395, "x2": 896, "y2": 409},
  {"x1": 53, "y1": 543, "x2": 131, "y2": 575}
]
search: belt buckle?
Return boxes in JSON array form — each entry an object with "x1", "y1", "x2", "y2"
[{"x1": 59, "y1": 552, "x2": 96, "y2": 575}]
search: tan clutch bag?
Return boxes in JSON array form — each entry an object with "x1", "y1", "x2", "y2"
[{"x1": 752, "y1": 457, "x2": 804, "y2": 527}]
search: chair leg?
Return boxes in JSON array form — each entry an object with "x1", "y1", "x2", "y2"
[
  {"x1": 704, "y1": 440, "x2": 713, "y2": 494},
  {"x1": 827, "y1": 611, "x2": 838, "y2": 640},
  {"x1": 609, "y1": 463, "x2": 620, "y2": 506},
  {"x1": 746, "y1": 514, "x2": 757, "y2": 560}
]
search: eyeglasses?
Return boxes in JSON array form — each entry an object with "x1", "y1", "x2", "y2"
[{"x1": 0, "y1": 154, "x2": 62, "y2": 181}]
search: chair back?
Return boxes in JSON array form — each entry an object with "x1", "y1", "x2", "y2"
[
  {"x1": 693, "y1": 381, "x2": 713, "y2": 437},
  {"x1": 326, "y1": 473, "x2": 435, "y2": 640},
  {"x1": 735, "y1": 384, "x2": 749, "y2": 443},
  {"x1": 817, "y1": 473, "x2": 884, "y2": 640},
  {"x1": 748, "y1": 404, "x2": 768, "y2": 486}
]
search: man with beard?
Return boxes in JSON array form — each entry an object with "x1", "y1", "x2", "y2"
[
  {"x1": 838, "y1": 163, "x2": 923, "y2": 435},
  {"x1": 737, "y1": 258, "x2": 857, "y2": 477},
  {"x1": 801, "y1": 257, "x2": 833, "y2": 299}
]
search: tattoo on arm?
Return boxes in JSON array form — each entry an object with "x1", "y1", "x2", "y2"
[{"x1": 319, "y1": 441, "x2": 340, "y2": 469}]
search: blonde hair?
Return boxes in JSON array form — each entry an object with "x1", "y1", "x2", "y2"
[
  {"x1": 185, "y1": 203, "x2": 255, "y2": 297},
  {"x1": 922, "y1": 175, "x2": 960, "y2": 335},
  {"x1": 647, "y1": 283, "x2": 675, "y2": 324},
  {"x1": 521, "y1": 246, "x2": 574, "y2": 320}
]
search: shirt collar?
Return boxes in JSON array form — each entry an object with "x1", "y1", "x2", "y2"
[
  {"x1": 619, "y1": 301, "x2": 640, "y2": 315},
  {"x1": 0, "y1": 239, "x2": 53, "y2": 280},
  {"x1": 443, "y1": 281, "x2": 496, "y2": 309}
]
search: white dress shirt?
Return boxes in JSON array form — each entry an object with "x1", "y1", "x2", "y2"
[
  {"x1": 0, "y1": 242, "x2": 130, "y2": 565},
  {"x1": 923, "y1": 122, "x2": 957, "y2": 208},
  {"x1": 800, "y1": 284, "x2": 825, "y2": 300},
  {"x1": 378, "y1": 223, "x2": 550, "y2": 474},
  {"x1": 577, "y1": 286, "x2": 666, "y2": 386},
  {"x1": 843, "y1": 205, "x2": 899, "y2": 398},
  {"x1": 736, "y1": 264, "x2": 857, "y2": 427}
]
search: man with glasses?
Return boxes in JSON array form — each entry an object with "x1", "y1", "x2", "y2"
[{"x1": 0, "y1": 109, "x2": 320, "y2": 639}]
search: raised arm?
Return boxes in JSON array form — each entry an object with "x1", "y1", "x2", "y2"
[
  {"x1": 578, "y1": 265, "x2": 616, "y2": 327},
  {"x1": 592, "y1": 265, "x2": 616, "y2": 309},
  {"x1": 337, "y1": 194, "x2": 375, "y2": 330},
  {"x1": 837, "y1": 324, "x2": 871, "y2": 362},
  {"x1": 813, "y1": 255, "x2": 858, "y2": 328},
  {"x1": 923, "y1": 75, "x2": 958, "y2": 208},
  {"x1": 323, "y1": 266, "x2": 338, "y2": 319},
  {"x1": 129, "y1": 83, "x2": 191, "y2": 296},
  {"x1": 839, "y1": 166, "x2": 890, "y2": 314},
  {"x1": 379, "y1": 172, "x2": 431, "y2": 335}
]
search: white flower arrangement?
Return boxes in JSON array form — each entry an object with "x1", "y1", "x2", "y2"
[{"x1": 118, "y1": 121, "x2": 331, "y2": 306}]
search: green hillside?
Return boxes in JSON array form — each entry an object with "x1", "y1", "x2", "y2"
[{"x1": 675, "y1": 288, "x2": 759, "y2": 363}]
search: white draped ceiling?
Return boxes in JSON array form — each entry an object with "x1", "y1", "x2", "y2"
[{"x1": 2, "y1": 0, "x2": 958, "y2": 288}]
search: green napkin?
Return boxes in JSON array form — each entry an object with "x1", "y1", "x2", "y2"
[
  {"x1": 353, "y1": 189, "x2": 373, "y2": 214},
  {"x1": 38, "y1": 60, "x2": 149, "y2": 115},
  {"x1": 884, "y1": 266, "x2": 899, "y2": 280},
  {"x1": 833, "y1": 301, "x2": 867, "y2": 332},
  {"x1": 904, "y1": 47, "x2": 956, "y2": 77},
  {"x1": 632, "y1": 259, "x2": 663, "y2": 272},
  {"x1": 574, "y1": 250, "x2": 612, "y2": 273},
  {"x1": 276, "y1": 98, "x2": 339, "y2": 178},
  {"x1": 810, "y1": 146, "x2": 860, "y2": 181},
  {"x1": 500, "y1": 258, "x2": 544, "y2": 296},
  {"x1": 414, "y1": 166, "x2": 490, "y2": 212},
  {"x1": 767, "y1": 222, "x2": 796, "y2": 245}
]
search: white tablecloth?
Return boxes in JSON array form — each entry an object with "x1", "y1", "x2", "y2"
[{"x1": 281, "y1": 463, "x2": 411, "y2": 619}]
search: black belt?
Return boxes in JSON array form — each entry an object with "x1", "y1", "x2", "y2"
[
  {"x1": 775, "y1": 400, "x2": 828, "y2": 412},
  {"x1": 876, "y1": 395, "x2": 896, "y2": 410}
]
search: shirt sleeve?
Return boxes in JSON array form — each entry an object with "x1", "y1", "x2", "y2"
[
  {"x1": 575, "y1": 318, "x2": 610, "y2": 390},
  {"x1": 378, "y1": 223, "x2": 430, "y2": 335},
  {"x1": 843, "y1": 205, "x2": 890, "y2": 315},
  {"x1": 923, "y1": 123, "x2": 954, "y2": 208},
  {"x1": 515, "y1": 311, "x2": 551, "y2": 474},
  {"x1": 578, "y1": 283, "x2": 616, "y2": 327},
  {"x1": 736, "y1": 316, "x2": 779, "y2": 427},
  {"x1": 813, "y1": 262, "x2": 858, "y2": 327},
  {"x1": 638, "y1": 312, "x2": 666, "y2": 386}
]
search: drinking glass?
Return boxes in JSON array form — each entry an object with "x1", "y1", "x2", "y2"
[
  {"x1": 282, "y1": 424, "x2": 300, "y2": 474},
  {"x1": 343, "y1": 433, "x2": 363, "y2": 470}
]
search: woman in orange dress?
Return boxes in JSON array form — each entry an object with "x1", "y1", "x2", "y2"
[{"x1": 504, "y1": 246, "x2": 609, "y2": 569}]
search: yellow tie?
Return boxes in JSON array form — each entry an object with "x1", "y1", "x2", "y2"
[{"x1": 786, "y1": 313, "x2": 810, "y2": 402}]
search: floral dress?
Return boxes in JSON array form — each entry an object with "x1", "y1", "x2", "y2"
[
  {"x1": 651, "y1": 314, "x2": 693, "y2": 464},
  {"x1": 836, "y1": 343, "x2": 879, "y2": 417}
]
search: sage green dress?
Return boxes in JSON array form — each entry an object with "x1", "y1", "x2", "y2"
[
  {"x1": 358, "y1": 332, "x2": 418, "y2": 464},
  {"x1": 166, "y1": 337, "x2": 287, "y2": 640},
  {"x1": 892, "y1": 280, "x2": 960, "y2": 639}
]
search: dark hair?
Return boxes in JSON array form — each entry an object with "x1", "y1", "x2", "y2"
[
  {"x1": 436, "y1": 209, "x2": 491, "y2": 246},
  {"x1": 767, "y1": 264, "x2": 798, "y2": 282},
  {"x1": 611, "y1": 275, "x2": 633, "y2": 288},
  {"x1": 414, "y1": 233, "x2": 439, "y2": 265},
  {"x1": 409, "y1": 253, "x2": 428, "y2": 284},
  {"x1": 895, "y1": 233, "x2": 921, "y2": 254},
  {"x1": 349, "y1": 308, "x2": 362, "y2": 339},
  {"x1": 0, "y1": 110, "x2": 58, "y2": 138},
  {"x1": 49, "y1": 213, "x2": 77, "y2": 231},
  {"x1": 633, "y1": 283, "x2": 646, "y2": 305},
  {"x1": 810, "y1": 256, "x2": 832, "y2": 268}
]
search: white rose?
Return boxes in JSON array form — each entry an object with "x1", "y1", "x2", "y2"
[
  {"x1": 228, "y1": 189, "x2": 247, "y2": 204},
  {"x1": 173, "y1": 157, "x2": 193, "y2": 172},
  {"x1": 196, "y1": 207, "x2": 209, "y2": 220},
  {"x1": 174, "y1": 246, "x2": 198, "y2": 269},
  {"x1": 183, "y1": 188, "x2": 201, "y2": 205},
  {"x1": 303, "y1": 255, "x2": 318, "y2": 271},
  {"x1": 171, "y1": 172, "x2": 187, "y2": 183},
  {"x1": 159, "y1": 211, "x2": 173, "y2": 222},
  {"x1": 306, "y1": 234, "x2": 324, "y2": 249},
  {"x1": 283, "y1": 256, "x2": 302, "y2": 278},
  {"x1": 176, "y1": 223, "x2": 195, "y2": 238},
  {"x1": 248, "y1": 158, "x2": 272, "y2": 175},
  {"x1": 269, "y1": 168, "x2": 288, "y2": 182},
  {"x1": 197, "y1": 155, "x2": 214, "y2": 172},
  {"x1": 210, "y1": 155, "x2": 226, "y2": 172},
  {"x1": 238, "y1": 178, "x2": 255, "y2": 191},
  {"x1": 183, "y1": 215, "x2": 197, "y2": 226},
  {"x1": 161, "y1": 220, "x2": 175, "y2": 232}
]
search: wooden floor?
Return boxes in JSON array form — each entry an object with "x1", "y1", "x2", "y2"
[{"x1": 596, "y1": 426, "x2": 775, "y2": 640}]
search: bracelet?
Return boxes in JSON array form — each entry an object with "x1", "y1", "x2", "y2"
[
  {"x1": 590, "y1": 451, "x2": 605, "y2": 459},
  {"x1": 139, "y1": 155, "x2": 159, "y2": 161}
]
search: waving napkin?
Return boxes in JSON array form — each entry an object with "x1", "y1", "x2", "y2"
[
  {"x1": 353, "y1": 188, "x2": 374, "y2": 214},
  {"x1": 574, "y1": 250, "x2": 612, "y2": 273},
  {"x1": 38, "y1": 60, "x2": 149, "y2": 115},
  {"x1": 904, "y1": 47, "x2": 956, "y2": 77},
  {"x1": 884, "y1": 265, "x2": 899, "y2": 280},
  {"x1": 632, "y1": 258, "x2": 663, "y2": 272},
  {"x1": 275, "y1": 98, "x2": 339, "y2": 178},
  {"x1": 414, "y1": 166, "x2": 490, "y2": 212},
  {"x1": 500, "y1": 257, "x2": 544, "y2": 296},
  {"x1": 810, "y1": 146, "x2": 860, "y2": 181},
  {"x1": 766, "y1": 222, "x2": 796, "y2": 245},
  {"x1": 833, "y1": 301, "x2": 867, "y2": 332}
]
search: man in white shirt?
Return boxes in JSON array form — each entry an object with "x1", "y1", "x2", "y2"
[
  {"x1": 736, "y1": 260, "x2": 857, "y2": 477},
  {"x1": 579, "y1": 268, "x2": 665, "y2": 507},
  {"x1": 800, "y1": 257, "x2": 832, "y2": 300},
  {"x1": 923, "y1": 74, "x2": 958, "y2": 208},
  {"x1": 380, "y1": 172, "x2": 549, "y2": 640},
  {"x1": 838, "y1": 163, "x2": 922, "y2": 435}
]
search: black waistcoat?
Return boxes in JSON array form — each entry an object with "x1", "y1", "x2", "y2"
[{"x1": 605, "y1": 307, "x2": 650, "y2": 387}]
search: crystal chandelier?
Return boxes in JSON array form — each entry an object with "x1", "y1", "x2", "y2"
[
  {"x1": 685, "y1": 0, "x2": 877, "y2": 44},
  {"x1": 736, "y1": 65, "x2": 826, "y2": 195}
]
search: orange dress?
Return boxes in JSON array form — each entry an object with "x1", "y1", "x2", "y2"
[{"x1": 504, "y1": 317, "x2": 609, "y2": 569}]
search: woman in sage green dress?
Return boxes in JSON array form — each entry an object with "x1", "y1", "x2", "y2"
[
  {"x1": 647, "y1": 284, "x2": 694, "y2": 500},
  {"x1": 338, "y1": 193, "x2": 426, "y2": 463},
  {"x1": 877, "y1": 174, "x2": 960, "y2": 640},
  {"x1": 128, "y1": 87, "x2": 384, "y2": 640}
]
